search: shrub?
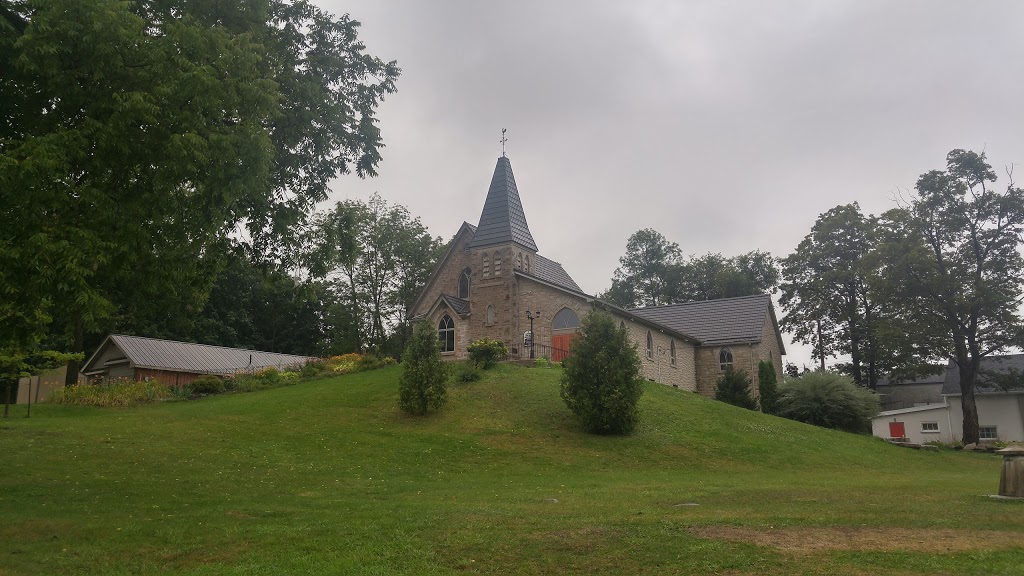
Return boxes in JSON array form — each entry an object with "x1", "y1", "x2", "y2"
[
  {"x1": 534, "y1": 357, "x2": 550, "y2": 368},
  {"x1": 776, "y1": 371, "x2": 880, "y2": 433},
  {"x1": 233, "y1": 367, "x2": 283, "y2": 392},
  {"x1": 467, "y1": 338, "x2": 508, "y2": 369},
  {"x1": 357, "y1": 353, "x2": 396, "y2": 372},
  {"x1": 454, "y1": 363, "x2": 482, "y2": 382},
  {"x1": 50, "y1": 379, "x2": 170, "y2": 407},
  {"x1": 300, "y1": 359, "x2": 331, "y2": 378},
  {"x1": 560, "y1": 310, "x2": 643, "y2": 435},
  {"x1": 715, "y1": 369, "x2": 758, "y2": 410},
  {"x1": 399, "y1": 321, "x2": 449, "y2": 415},
  {"x1": 326, "y1": 353, "x2": 362, "y2": 373},
  {"x1": 191, "y1": 375, "x2": 226, "y2": 395},
  {"x1": 757, "y1": 360, "x2": 780, "y2": 414}
]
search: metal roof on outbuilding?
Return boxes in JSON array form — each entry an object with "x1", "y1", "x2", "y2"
[{"x1": 82, "y1": 334, "x2": 315, "y2": 376}]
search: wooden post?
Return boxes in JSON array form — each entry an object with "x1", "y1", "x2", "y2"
[
  {"x1": 997, "y1": 444, "x2": 1024, "y2": 498},
  {"x1": 25, "y1": 377, "x2": 31, "y2": 418}
]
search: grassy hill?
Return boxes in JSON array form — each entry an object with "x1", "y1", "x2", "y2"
[{"x1": 1, "y1": 364, "x2": 1021, "y2": 575}]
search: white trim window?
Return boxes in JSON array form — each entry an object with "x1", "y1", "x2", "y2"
[
  {"x1": 980, "y1": 425, "x2": 998, "y2": 441},
  {"x1": 670, "y1": 339, "x2": 677, "y2": 367},
  {"x1": 646, "y1": 331, "x2": 654, "y2": 360},
  {"x1": 438, "y1": 314, "x2": 455, "y2": 353},
  {"x1": 921, "y1": 422, "x2": 939, "y2": 434},
  {"x1": 719, "y1": 347, "x2": 733, "y2": 371}
]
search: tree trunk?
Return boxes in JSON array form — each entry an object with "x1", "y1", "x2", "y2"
[
  {"x1": 816, "y1": 319, "x2": 826, "y2": 371},
  {"x1": 958, "y1": 358, "x2": 981, "y2": 445},
  {"x1": 64, "y1": 315, "x2": 85, "y2": 386},
  {"x1": 847, "y1": 288, "x2": 863, "y2": 385}
]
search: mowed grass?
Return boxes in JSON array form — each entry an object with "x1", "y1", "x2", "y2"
[{"x1": 1, "y1": 363, "x2": 1021, "y2": 575}]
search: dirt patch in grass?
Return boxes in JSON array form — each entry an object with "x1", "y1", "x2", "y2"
[{"x1": 690, "y1": 525, "x2": 1024, "y2": 553}]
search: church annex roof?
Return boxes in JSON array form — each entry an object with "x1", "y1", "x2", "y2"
[
  {"x1": 439, "y1": 294, "x2": 471, "y2": 316},
  {"x1": 467, "y1": 156, "x2": 539, "y2": 251},
  {"x1": 629, "y1": 294, "x2": 782, "y2": 351}
]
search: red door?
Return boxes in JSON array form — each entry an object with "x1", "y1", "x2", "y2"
[
  {"x1": 552, "y1": 334, "x2": 575, "y2": 362},
  {"x1": 888, "y1": 421, "x2": 906, "y2": 439}
]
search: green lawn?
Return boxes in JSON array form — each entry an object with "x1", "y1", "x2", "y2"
[{"x1": 1, "y1": 364, "x2": 1021, "y2": 575}]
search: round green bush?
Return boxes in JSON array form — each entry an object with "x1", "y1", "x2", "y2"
[
  {"x1": 467, "y1": 338, "x2": 508, "y2": 369},
  {"x1": 776, "y1": 371, "x2": 880, "y2": 433},
  {"x1": 191, "y1": 374, "x2": 226, "y2": 395}
]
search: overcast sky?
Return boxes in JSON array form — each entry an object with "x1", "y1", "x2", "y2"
[{"x1": 317, "y1": 0, "x2": 1024, "y2": 368}]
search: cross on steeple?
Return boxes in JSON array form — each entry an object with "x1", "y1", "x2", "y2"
[{"x1": 500, "y1": 128, "x2": 508, "y2": 157}]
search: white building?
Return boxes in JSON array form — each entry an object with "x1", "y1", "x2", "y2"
[{"x1": 872, "y1": 355, "x2": 1024, "y2": 444}]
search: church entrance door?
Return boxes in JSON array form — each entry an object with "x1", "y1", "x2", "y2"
[{"x1": 552, "y1": 334, "x2": 575, "y2": 362}]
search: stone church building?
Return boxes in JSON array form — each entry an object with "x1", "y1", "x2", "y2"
[{"x1": 410, "y1": 156, "x2": 785, "y2": 397}]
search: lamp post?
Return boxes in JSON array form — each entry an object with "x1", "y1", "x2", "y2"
[{"x1": 525, "y1": 309, "x2": 540, "y2": 359}]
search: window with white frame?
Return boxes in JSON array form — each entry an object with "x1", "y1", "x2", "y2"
[
  {"x1": 670, "y1": 339, "x2": 677, "y2": 367},
  {"x1": 980, "y1": 426, "x2": 998, "y2": 440},
  {"x1": 437, "y1": 314, "x2": 455, "y2": 353},
  {"x1": 921, "y1": 422, "x2": 939, "y2": 433},
  {"x1": 719, "y1": 347, "x2": 733, "y2": 370},
  {"x1": 646, "y1": 331, "x2": 653, "y2": 360}
]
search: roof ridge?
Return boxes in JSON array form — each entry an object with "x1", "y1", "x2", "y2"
[
  {"x1": 111, "y1": 334, "x2": 307, "y2": 357},
  {"x1": 629, "y1": 293, "x2": 769, "y2": 311}
]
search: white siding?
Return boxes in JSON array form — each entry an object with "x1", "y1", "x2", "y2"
[
  {"x1": 872, "y1": 405, "x2": 954, "y2": 444},
  {"x1": 947, "y1": 394, "x2": 1024, "y2": 442}
]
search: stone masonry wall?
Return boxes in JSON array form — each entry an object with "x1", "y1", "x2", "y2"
[
  {"x1": 619, "y1": 317, "x2": 697, "y2": 391},
  {"x1": 693, "y1": 311, "x2": 785, "y2": 400}
]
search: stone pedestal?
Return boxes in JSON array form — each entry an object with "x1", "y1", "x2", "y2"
[{"x1": 997, "y1": 444, "x2": 1024, "y2": 498}]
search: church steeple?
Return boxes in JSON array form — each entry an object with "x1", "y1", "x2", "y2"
[{"x1": 467, "y1": 156, "x2": 539, "y2": 252}]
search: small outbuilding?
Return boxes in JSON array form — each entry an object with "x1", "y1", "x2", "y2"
[{"x1": 80, "y1": 334, "x2": 314, "y2": 387}]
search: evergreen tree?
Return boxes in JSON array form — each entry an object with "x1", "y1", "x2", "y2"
[
  {"x1": 715, "y1": 369, "x2": 757, "y2": 410},
  {"x1": 560, "y1": 311, "x2": 644, "y2": 435},
  {"x1": 757, "y1": 360, "x2": 780, "y2": 414},
  {"x1": 398, "y1": 321, "x2": 449, "y2": 415}
]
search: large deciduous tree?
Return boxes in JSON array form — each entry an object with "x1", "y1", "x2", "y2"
[
  {"x1": 305, "y1": 195, "x2": 442, "y2": 356},
  {"x1": 779, "y1": 203, "x2": 890, "y2": 387},
  {"x1": 0, "y1": 0, "x2": 399, "y2": 382},
  {"x1": 873, "y1": 149, "x2": 1024, "y2": 444}
]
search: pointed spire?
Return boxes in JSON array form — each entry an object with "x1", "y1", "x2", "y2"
[{"x1": 467, "y1": 156, "x2": 539, "y2": 252}]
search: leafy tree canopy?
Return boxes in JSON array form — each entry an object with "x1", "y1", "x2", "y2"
[
  {"x1": 872, "y1": 149, "x2": 1024, "y2": 444},
  {"x1": 604, "y1": 229, "x2": 778, "y2": 308},
  {"x1": 0, "y1": 0, "x2": 398, "y2": 378}
]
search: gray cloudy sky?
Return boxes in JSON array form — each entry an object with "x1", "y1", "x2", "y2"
[{"x1": 317, "y1": 0, "x2": 1024, "y2": 368}]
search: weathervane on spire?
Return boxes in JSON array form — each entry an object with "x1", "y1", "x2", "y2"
[{"x1": 500, "y1": 128, "x2": 508, "y2": 157}]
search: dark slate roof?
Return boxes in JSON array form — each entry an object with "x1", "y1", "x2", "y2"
[
  {"x1": 439, "y1": 294, "x2": 471, "y2": 316},
  {"x1": 526, "y1": 254, "x2": 583, "y2": 293},
  {"x1": 942, "y1": 355, "x2": 1024, "y2": 395},
  {"x1": 82, "y1": 334, "x2": 314, "y2": 376},
  {"x1": 875, "y1": 370, "x2": 946, "y2": 388},
  {"x1": 628, "y1": 294, "x2": 773, "y2": 346},
  {"x1": 466, "y1": 156, "x2": 538, "y2": 251}
]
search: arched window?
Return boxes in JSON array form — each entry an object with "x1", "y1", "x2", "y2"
[
  {"x1": 524, "y1": 255, "x2": 530, "y2": 273},
  {"x1": 646, "y1": 331, "x2": 653, "y2": 360},
  {"x1": 670, "y1": 339, "x2": 677, "y2": 367},
  {"x1": 458, "y1": 268, "x2": 471, "y2": 299},
  {"x1": 486, "y1": 305, "x2": 496, "y2": 326},
  {"x1": 516, "y1": 252, "x2": 523, "y2": 270},
  {"x1": 482, "y1": 253, "x2": 491, "y2": 277},
  {"x1": 438, "y1": 315, "x2": 455, "y2": 353},
  {"x1": 552, "y1": 308, "x2": 581, "y2": 331},
  {"x1": 719, "y1": 347, "x2": 734, "y2": 370}
]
